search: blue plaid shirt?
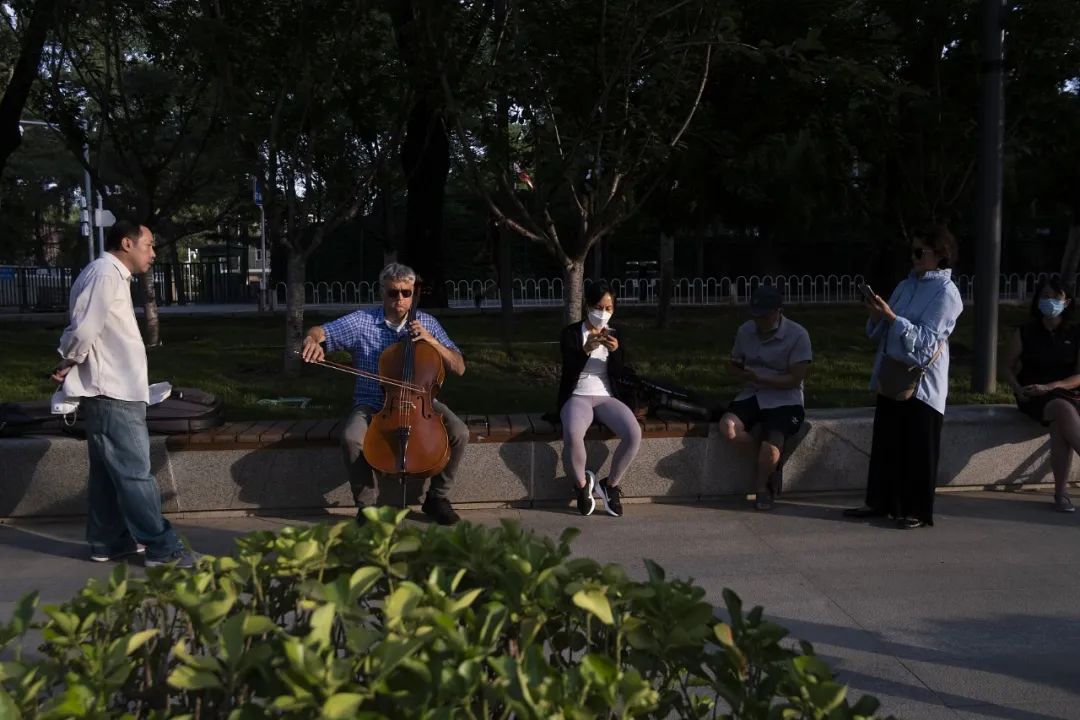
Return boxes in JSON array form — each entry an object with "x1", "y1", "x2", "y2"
[{"x1": 322, "y1": 307, "x2": 460, "y2": 410}]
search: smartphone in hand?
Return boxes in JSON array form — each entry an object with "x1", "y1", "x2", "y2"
[{"x1": 857, "y1": 282, "x2": 876, "y2": 302}]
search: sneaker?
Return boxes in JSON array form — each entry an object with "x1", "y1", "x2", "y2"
[
  {"x1": 1054, "y1": 494, "x2": 1076, "y2": 513},
  {"x1": 754, "y1": 489, "x2": 774, "y2": 511},
  {"x1": 90, "y1": 543, "x2": 146, "y2": 563},
  {"x1": 355, "y1": 504, "x2": 368, "y2": 526},
  {"x1": 145, "y1": 549, "x2": 196, "y2": 569},
  {"x1": 422, "y1": 494, "x2": 461, "y2": 526},
  {"x1": 597, "y1": 478, "x2": 623, "y2": 517},
  {"x1": 575, "y1": 470, "x2": 597, "y2": 516}
]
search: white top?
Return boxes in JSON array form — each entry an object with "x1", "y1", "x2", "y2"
[
  {"x1": 572, "y1": 322, "x2": 613, "y2": 397},
  {"x1": 57, "y1": 253, "x2": 149, "y2": 403}
]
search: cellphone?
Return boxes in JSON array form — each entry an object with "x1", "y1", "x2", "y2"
[{"x1": 858, "y1": 282, "x2": 875, "y2": 301}]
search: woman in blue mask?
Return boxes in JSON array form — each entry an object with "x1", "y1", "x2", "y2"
[
  {"x1": 556, "y1": 280, "x2": 642, "y2": 518},
  {"x1": 1003, "y1": 277, "x2": 1080, "y2": 513}
]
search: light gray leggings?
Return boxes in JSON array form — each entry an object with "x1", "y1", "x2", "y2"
[{"x1": 561, "y1": 395, "x2": 643, "y2": 487}]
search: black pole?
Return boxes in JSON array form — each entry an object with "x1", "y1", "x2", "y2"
[{"x1": 973, "y1": 0, "x2": 1006, "y2": 393}]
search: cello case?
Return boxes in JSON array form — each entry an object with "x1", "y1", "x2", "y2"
[{"x1": 0, "y1": 387, "x2": 223, "y2": 438}]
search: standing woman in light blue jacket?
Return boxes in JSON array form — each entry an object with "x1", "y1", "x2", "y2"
[{"x1": 844, "y1": 226, "x2": 964, "y2": 528}]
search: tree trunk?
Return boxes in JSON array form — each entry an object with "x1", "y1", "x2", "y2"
[
  {"x1": 401, "y1": 97, "x2": 449, "y2": 306},
  {"x1": 283, "y1": 249, "x2": 307, "y2": 376},
  {"x1": 695, "y1": 225, "x2": 705, "y2": 279},
  {"x1": 657, "y1": 232, "x2": 675, "y2": 329},
  {"x1": 493, "y1": 79, "x2": 514, "y2": 356},
  {"x1": 1062, "y1": 223, "x2": 1080, "y2": 295},
  {"x1": 493, "y1": 219, "x2": 514, "y2": 357},
  {"x1": 564, "y1": 259, "x2": 585, "y2": 325},
  {"x1": 141, "y1": 270, "x2": 162, "y2": 347},
  {"x1": 0, "y1": 0, "x2": 64, "y2": 178},
  {"x1": 591, "y1": 240, "x2": 603, "y2": 281},
  {"x1": 167, "y1": 240, "x2": 182, "y2": 305},
  {"x1": 1061, "y1": 187, "x2": 1080, "y2": 295}
]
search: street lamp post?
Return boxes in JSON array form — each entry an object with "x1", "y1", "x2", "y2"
[
  {"x1": 972, "y1": 0, "x2": 1006, "y2": 393},
  {"x1": 18, "y1": 119, "x2": 95, "y2": 263}
]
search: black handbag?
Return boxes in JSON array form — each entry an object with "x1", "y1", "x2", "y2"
[{"x1": 877, "y1": 343, "x2": 944, "y2": 401}]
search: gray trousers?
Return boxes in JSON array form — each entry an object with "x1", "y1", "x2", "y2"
[
  {"x1": 561, "y1": 394, "x2": 642, "y2": 487},
  {"x1": 341, "y1": 400, "x2": 469, "y2": 505}
]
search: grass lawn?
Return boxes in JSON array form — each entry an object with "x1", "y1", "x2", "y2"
[{"x1": 0, "y1": 304, "x2": 1024, "y2": 421}]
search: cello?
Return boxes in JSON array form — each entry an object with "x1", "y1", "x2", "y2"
[{"x1": 302, "y1": 281, "x2": 451, "y2": 493}]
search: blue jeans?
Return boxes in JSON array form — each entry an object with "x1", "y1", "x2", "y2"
[{"x1": 82, "y1": 396, "x2": 181, "y2": 560}]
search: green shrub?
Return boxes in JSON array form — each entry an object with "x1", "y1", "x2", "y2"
[{"x1": 0, "y1": 508, "x2": 895, "y2": 719}]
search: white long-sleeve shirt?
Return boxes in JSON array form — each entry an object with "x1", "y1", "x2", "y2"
[{"x1": 57, "y1": 253, "x2": 149, "y2": 403}]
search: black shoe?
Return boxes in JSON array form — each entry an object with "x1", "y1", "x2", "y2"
[
  {"x1": 355, "y1": 505, "x2": 368, "y2": 526},
  {"x1": 597, "y1": 478, "x2": 623, "y2": 517},
  {"x1": 422, "y1": 495, "x2": 461, "y2": 526},
  {"x1": 842, "y1": 505, "x2": 888, "y2": 519},
  {"x1": 896, "y1": 517, "x2": 928, "y2": 529},
  {"x1": 576, "y1": 470, "x2": 597, "y2": 516}
]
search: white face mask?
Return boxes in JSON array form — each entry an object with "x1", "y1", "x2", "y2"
[{"x1": 587, "y1": 309, "x2": 612, "y2": 329}]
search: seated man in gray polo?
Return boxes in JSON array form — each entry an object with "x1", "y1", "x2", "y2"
[{"x1": 719, "y1": 285, "x2": 813, "y2": 510}]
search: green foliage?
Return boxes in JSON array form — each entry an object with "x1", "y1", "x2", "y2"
[{"x1": 0, "y1": 510, "x2": 895, "y2": 719}]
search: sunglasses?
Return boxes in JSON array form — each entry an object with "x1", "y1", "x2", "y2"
[{"x1": 385, "y1": 289, "x2": 413, "y2": 299}]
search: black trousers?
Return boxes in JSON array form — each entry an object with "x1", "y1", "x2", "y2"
[{"x1": 865, "y1": 394, "x2": 944, "y2": 524}]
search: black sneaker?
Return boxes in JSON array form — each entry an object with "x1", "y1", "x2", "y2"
[
  {"x1": 576, "y1": 470, "x2": 597, "y2": 516},
  {"x1": 422, "y1": 494, "x2": 461, "y2": 526},
  {"x1": 597, "y1": 478, "x2": 623, "y2": 517}
]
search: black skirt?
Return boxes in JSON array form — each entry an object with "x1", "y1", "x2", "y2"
[{"x1": 1017, "y1": 389, "x2": 1080, "y2": 426}]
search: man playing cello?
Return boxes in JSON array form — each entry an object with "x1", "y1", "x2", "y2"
[{"x1": 301, "y1": 263, "x2": 468, "y2": 525}]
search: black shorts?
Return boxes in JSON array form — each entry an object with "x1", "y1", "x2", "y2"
[{"x1": 726, "y1": 395, "x2": 805, "y2": 438}]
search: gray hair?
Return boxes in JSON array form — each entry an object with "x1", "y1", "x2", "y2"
[{"x1": 379, "y1": 263, "x2": 417, "y2": 288}]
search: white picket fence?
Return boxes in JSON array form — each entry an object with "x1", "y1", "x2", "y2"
[
  {"x1": 2, "y1": 267, "x2": 1062, "y2": 310},
  {"x1": 271, "y1": 272, "x2": 1058, "y2": 309}
]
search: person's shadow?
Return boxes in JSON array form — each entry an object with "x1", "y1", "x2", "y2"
[{"x1": 232, "y1": 445, "x2": 353, "y2": 516}]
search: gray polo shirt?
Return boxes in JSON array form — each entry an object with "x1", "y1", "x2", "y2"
[{"x1": 732, "y1": 316, "x2": 813, "y2": 409}]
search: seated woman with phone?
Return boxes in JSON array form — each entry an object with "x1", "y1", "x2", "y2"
[{"x1": 555, "y1": 280, "x2": 642, "y2": 518}]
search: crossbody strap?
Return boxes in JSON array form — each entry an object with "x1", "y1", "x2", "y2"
[{"x1": 883, "y1": 281, "x2": 948, "y2": 371}]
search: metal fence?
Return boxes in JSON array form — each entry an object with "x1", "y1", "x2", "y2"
[
  {"x1": 0, "y1": 263, "x2": 254, "y2": 310},
  {"x1": 0, "y1": 266, "x2": 74, "y2": 310},
  {"x1": 273, "y1": 272, "x2": 1061, "y2": 309},
  {"x1": 132, "y1": 262, "x2": 255, "y2": 306},
  {"x1": 0, "y1": 265, "x2": 1065, "y2": 311}
]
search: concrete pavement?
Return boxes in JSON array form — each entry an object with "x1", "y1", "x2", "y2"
[{"x1": 1, "y1": 490, "x2": 1078, "y2": 719}]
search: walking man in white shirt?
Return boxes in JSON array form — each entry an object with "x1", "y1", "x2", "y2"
[{"x1": 51, "y1": 221, "x2": 194, "y2": 567}]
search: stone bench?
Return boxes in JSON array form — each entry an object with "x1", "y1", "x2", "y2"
[{"x1": 0, "y1": 406, "x2": 1063, "y2": 519}]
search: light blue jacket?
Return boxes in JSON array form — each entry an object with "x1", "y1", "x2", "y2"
[{"x1": 867, "y1": 269, "x2": 964, "y2": 415}]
